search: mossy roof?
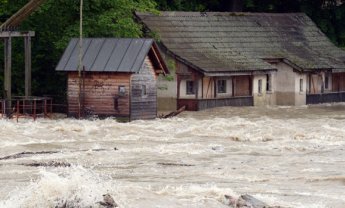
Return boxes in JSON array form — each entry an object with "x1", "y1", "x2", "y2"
[{"x1": 136, "y1": 12, "x2": 345, "y2": 73}]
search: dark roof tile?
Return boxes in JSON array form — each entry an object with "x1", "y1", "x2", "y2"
[{"x1": 136, "y1": 11, "x2": 345, "y2": 72}]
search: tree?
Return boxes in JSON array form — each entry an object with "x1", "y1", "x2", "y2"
[{"x1": 0, "y1": 0, "x2": 158, "y2": 99}]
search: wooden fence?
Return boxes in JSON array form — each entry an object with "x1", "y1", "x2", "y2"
[
  {"x1": 306, "y1": 92, "x2": 345, "y2": 104},
  {"x1": 0, "y1": 96, "x2": 53, "y2": 121},
  {"x1": 178, "y1": 96, "x2": 254, "y2": 111}
]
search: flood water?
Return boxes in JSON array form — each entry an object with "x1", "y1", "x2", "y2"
[{"x1": 0, "y1": 104, "x2": 345, "y2": 208}]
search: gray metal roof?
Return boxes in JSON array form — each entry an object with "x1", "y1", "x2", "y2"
[
  {"x1": 56, "y1": 38, "x2": 154, "y2": 72},
  {"x1": 136, "y1": 12, "x2": 345, "y2": 73}
]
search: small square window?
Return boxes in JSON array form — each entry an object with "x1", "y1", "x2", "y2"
[
  {"x1": 217, "y1": 80, "x2": 227, "y2": 93},
  {"x1": 186, "y1": 80, "x2": 195, "y2": 95},
  {"x1": 300, "y1": 79, "x2": 304, "y2": 92},
  {"x1": 118, "y1": 85, "x2": 126, "y2": 97},
  {"x1": 258, "y1": 79, "x2": 262, "y2": 94}
]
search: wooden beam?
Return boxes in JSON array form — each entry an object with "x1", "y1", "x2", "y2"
[
  {"x1": 25, "y1": 36, "x2": 32, "y2": 97},
  {"x1": 0, "y1": 31, "x2": 35, "y2": 38},
  {"x1": 0, "y1": 0, "x2": 46, "y2": 30}
]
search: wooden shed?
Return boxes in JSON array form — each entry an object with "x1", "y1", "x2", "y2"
[{"x1": 56, "y1": 38, "x2": 168, "y2": 120}]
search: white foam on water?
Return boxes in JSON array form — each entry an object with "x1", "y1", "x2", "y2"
[{"x1": 0, "y1": 166, "x2": 115, "y2": 208}]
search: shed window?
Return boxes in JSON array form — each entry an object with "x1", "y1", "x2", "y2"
[
  {"x1": 186, "y1": 80, "x2": 195, "y2": 95},
  {"x1": 300, "y1": 79, "x2": 304, "y2": 92},
  {"x1": 217, "y1": 80, "x2": 227, "y2": 93},
  {"x1": 141, "y1": 85, "x2": 147, "y2": 97},
  {"x1": 118, "y1": 85, "x2": 126, "y2": 97},
  {"x1": 266, "y1": 74, "x2": 272, "y2": 91},
  {"x1": 258, "y1": 79, "x2": 262, "y2": 94}
]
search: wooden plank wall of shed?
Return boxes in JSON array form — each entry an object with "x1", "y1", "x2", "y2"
[
  {"x1": 68, "y1": 72, "x2": 130, "y2": 117},
  {"x1": 130, "y1": 56, "x2": 157, "y2": 120}
]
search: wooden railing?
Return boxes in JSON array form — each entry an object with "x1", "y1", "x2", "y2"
[
  {"x1": 178, "y1": 96, "x2": 254, "y2": 111},
  {"x1": 0, "y1": 96, "x2": 53, "y2": 121},
  {"x1": 306, "y1": 91, "x2": 345, "y2": 104}
]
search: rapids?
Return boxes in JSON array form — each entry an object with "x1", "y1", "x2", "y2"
[{"x1": 0, "y1": 104, "x2": 345, "y2": 207}]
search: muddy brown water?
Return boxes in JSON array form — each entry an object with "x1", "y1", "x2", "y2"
[{"x1": 0, "y1": 104, "x2": 345, "y2": 207}]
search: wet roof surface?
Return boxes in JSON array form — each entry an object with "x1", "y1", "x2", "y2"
[
  {"x1": 56, "y1": 38, "x2": 153, "y2": 72},
  {"x1": 136, "y1": 12, "x2": 345, "y2": 72}
]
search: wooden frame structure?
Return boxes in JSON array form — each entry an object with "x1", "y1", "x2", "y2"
[
  {"x1": 0, "y1": 0, "x2": 45, "y2": 115},
  {"x1": 1, "y1": 31, "x2": 35, "y2": 100}
]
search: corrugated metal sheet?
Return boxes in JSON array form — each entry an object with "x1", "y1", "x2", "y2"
[
  {"x1": 136, "y1": 12, "x2": 345, "y2": 72},
  {"x1": 56, "y1": 38, "x2": 154, "y2": 73}
]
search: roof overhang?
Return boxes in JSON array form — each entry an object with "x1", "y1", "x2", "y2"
[
  {"x1": 204, "y1": 69, "x2": 276, "y2": 77},
  {"x1": 151, "y1": 42, "x2": 169, "y2": 75}
]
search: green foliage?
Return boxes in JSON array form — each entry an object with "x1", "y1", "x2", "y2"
[
  {"x1": 0, "y1": 0, "x2": 157, "y2": 99},
  {"x1": 164, "y1": 74, "x2": 174, "y2": 81},
  {"x1": 1, "y1": 0, "x2": 345, "y2": 101}
]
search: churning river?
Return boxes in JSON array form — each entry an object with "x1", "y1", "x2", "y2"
[{"x1": 0, "y1": 104, "x2": 345, "y2": 208}]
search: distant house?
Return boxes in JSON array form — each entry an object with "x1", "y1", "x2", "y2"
[
  {"x1": 136, "y1": 12, "x2": 345, "y2": 110},
  {"x1": 56, "y1": 38, "x2": 168, "y2": 120}
]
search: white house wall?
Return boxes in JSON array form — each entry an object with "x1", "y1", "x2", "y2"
[
  {"x1": 274, "y1": 62, "x2": 299, "y2": 105},
  {"x1": 252, "y1": 75, "x2": 267, "y2": 106},
  {"x1": 157, "y1": 75, "x2": 177, "y2": 111},
  {"x1": 294, "y1": 73, "x2": 307, "y2": 106}
]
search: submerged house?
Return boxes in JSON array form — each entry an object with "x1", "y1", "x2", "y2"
[
  {"x1": 136, "y1": 12, "x2": 345, "y2": 111},
  {"x1": 56, "y1": 38, "x2": 168, "y2": 120}
]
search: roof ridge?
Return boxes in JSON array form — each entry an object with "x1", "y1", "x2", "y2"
[{"x1": 136, "y1": 11, "x2": 306, "y2": 17}]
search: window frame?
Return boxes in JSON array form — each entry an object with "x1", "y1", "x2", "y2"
[
  {"x1": 217, "y1": 79, "x2": 227, "y2": 94},
  {"x1": 258, "y1": 79, "x2": 262, "y2": 94},
  {"x1": 300, "y1": 78, "x2": 304, "y2": 92},
  {"x1": 266, "y1": 74, "x2": 272, "y2": 92},
  {"x1": 141, "y1": 85, "x2": 147, "y2": 97},
  {"x1": 186, "y1": 80, "x2": 195, "y2": 95}
]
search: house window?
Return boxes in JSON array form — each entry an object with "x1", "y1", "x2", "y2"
[
  {"x1": 217, "y1": 80, "x2": 227, "y2": 93},
  {"x1": 141, "y1": 85, "x2": 147, "y2": 97},
  {"x1": 325, "y1": 73, "x2": 330, "y2": 89},
  {"x1": 258, "y1": 79, "x2": 262, "y2": 94},
  {"x1": 186, "y1": 80, "x2": 195, "y2": 95},
  {"x1": 300, "y1": 79, "x2": 304, "y2": 92},
  {"x1": 266, "y1": 74, "x2": 272, "y2": 91}
]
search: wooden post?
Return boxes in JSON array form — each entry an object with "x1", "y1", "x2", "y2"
[
  {"x1": 212, "y1": 77, "x2": 217, "y2": 98},
  {"x1": 232, "y1": 77, "x2": 235, "y2": 97},
  {"x1": 194, "y1": 73, "x2": 198, "y2": 99},
  {"x1": 4, "y1": 37, "x2": 12, "y2": 100},
  {"x1": 44, "y1": 99, "x2": 47, "y2": 117},
  {"x1": 16, "y1": 100, "x2": 19, "y2": 122},
  {"x1": 33, "y1": 99, "x2": 37, "y2": 120},
  {"x1": 177, "y1": 75, "x2": 181, "y2": 99},
  {"x1": 24, "y1": 36, "x2": 32, "y2": 97},
  {"x1": 4, "y1": 37, "x2": 12, "y2": 115},
  {"x1": 249, "y1": 75, "x2": 253, "y2": 95},
  {"x1": 201, "y1": 75, "x2": 204, "y2": 99}
]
